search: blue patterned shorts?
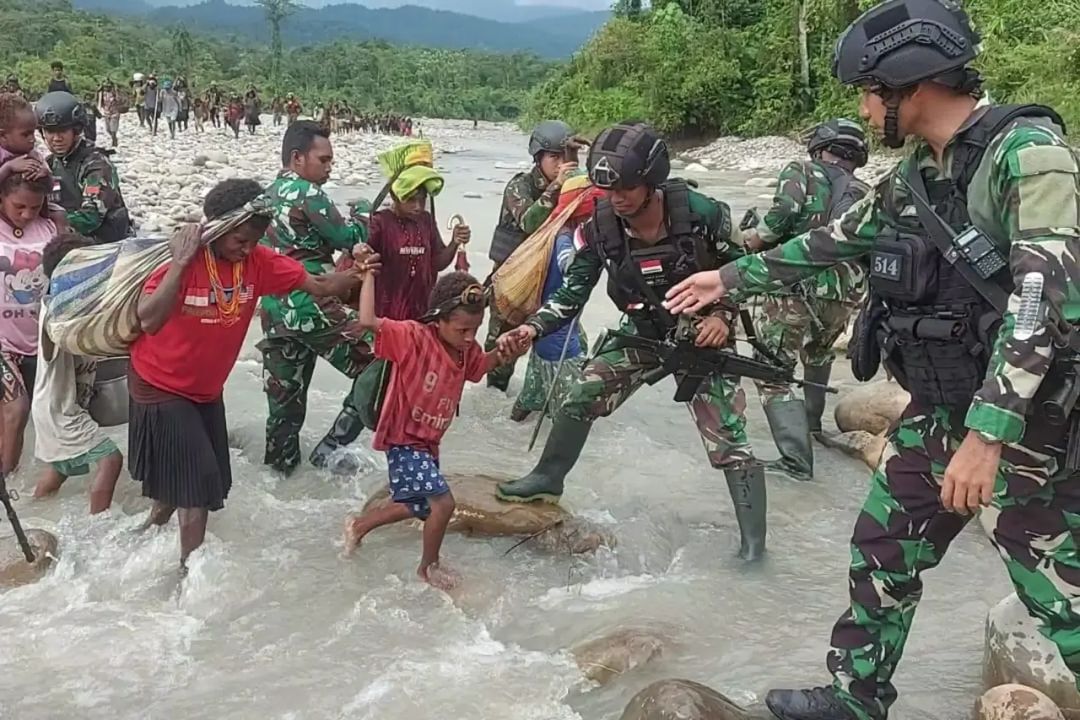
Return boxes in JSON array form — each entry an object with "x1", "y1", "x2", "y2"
[{"x1": 386, "y1": 446, "x2": 450, "y2": 520}]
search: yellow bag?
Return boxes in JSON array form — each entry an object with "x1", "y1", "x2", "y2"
[{"x1": 491, "y1": 197, "x2": 584, "y2": 326}]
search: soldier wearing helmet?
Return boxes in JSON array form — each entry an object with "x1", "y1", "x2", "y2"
[
  {"x1": 495, "y1": 122, "x2": 768, "y2": 562},
  {"x1": 665, "y1": 2, "x2": 1080, "y2": 718},
  {"x1": 36, "y1": 91, "x2": 131, "y2": 244},
  {"x1": 740, "y1": 118, "x2": 871, "y2": 482},
  {"x1": 484, "y1": 119, "x2": 582, "y2": 392}
]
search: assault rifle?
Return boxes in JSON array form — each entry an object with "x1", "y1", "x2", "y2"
[
  {"x1": 0, "y1": 471, "x2": 35, "y2": 563},
  {"x1": 639, "y1": 315, "x2": 838, "y2": 403}
]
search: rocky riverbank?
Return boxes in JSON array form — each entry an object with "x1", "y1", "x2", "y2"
[{"x1": 679, "y1": 133, "x2": 895, "y2": 181}]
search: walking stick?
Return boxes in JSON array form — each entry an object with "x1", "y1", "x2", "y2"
[
  {"x1": 0, "y1": 471, "x2": 35, "y2": 563},
  {"x1": 528, "y1": 311, "x2": 582, "y2": 452}
]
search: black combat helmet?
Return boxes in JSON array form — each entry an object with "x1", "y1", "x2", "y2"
[
  {"x1": 587, "y1": 122, "x2": 670, "y2": 190},
  {"x1": 528, "y1": 120, "x2": 573, "y2": 158},
  {"x1": 35, "y1": 91, "x2": 87, "y2": 130},
  {"x1": 833, "y1": 0, "x2": 980, "y2": 90},
  {"x1": 807, "y1": 118, "x2": 869, "y2": 168}
]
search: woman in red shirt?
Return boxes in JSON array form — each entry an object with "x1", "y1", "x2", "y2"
[{"x1": 130, "y1": 179, "x2": 372, "y2": 567}]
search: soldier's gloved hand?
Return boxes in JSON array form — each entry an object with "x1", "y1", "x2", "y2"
[
  {"x1": 940, "y1": 431, "x2": 1001, "y2": 515},
  {"x1": 693, "y1": 316, "x2": 729, "y2": 348}
]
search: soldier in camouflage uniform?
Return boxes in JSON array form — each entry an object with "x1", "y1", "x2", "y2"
[
  {"x1": 259, "y1": 120, "x2": 371, "y2": 474},
  {"x1": 36, "y1": 91, "x2": 131, "y2": 244},
  {"x1": 496, "y1": 123, "x2": 770, "y2": 562},
  {"x1": 666, "y1": 2, "x2": 1080, "y2": 718},
  {"x1": 484, "y1": 120, "x2": 580, "y2": 392},
  {"x1": 744, "y1": 119, "x2": 870, "y2": 481}
]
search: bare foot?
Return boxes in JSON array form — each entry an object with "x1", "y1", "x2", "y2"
[
  {"x1": 418, "y1": 562, "x2": 461, "y2": 592},
  {"x1": 342, "y1": 513, "x2": 366, "y2": 557}
]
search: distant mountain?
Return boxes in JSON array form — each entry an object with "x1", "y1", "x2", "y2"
[{"x1": 72, "y1": 0, "x2": 608, "y2": 56}]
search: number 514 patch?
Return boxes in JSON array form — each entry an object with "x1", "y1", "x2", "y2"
[{"x1": 871, "y1": 252, "x2": 903, "y2": 281}]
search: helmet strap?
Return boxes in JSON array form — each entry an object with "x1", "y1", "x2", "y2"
[{"x1": 882, "y1": 92, "x2": 905, "y2": 150}]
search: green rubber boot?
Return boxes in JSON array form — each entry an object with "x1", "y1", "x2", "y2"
[
  {"x1": 724, "y1": 464, "x2": 767, "y2": 562},
  {"x1": 763, "y1": 398, "x2": 814, "y2": 482},
  {"x1": 496, "y1": 416, "x2": 593, "y2": 504},
  {"x1": 802, "y1": 364, "x2": 832, "y2": 442},
  {"x1": 310, "y1": 407, "x2": 366, "y2": 472}
]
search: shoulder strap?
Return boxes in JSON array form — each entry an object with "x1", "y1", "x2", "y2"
[
  {"x1": 662, "y1": 180, "x2": 695, "y2": 238},
  {"x1": 819, "y1": 163, "x2": 854, "y2": 222},
  {"x1": 953, "y1": 104, "x2": 1065, "y2": 196},
  {"x1": 591, "y1": 199, "x2": 624, "y2": 263}
]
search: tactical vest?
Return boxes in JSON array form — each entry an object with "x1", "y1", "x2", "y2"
[
  {"x1": 590, "y1": 181, "x2": 714, "y2": 335},
  {"x1": 819, "y1": 162, "x2": 867, "y2": 222},
  {"x1": 489, "y1": 171, "x2": 541, "y2": 265},
  {"x1": 51, "y1": 141, "x2": 131, "y2": 244},
  {"x1": 870, "y1": 104, "x2": 1064, "y2": 408}
]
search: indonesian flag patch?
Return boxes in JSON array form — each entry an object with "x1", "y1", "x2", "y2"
[{"x1": 638, "y1": 258, "x2": 664, "y2": 276}]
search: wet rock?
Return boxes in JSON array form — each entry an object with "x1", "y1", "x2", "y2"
[
  {"x1": 463, "y1": 191, "x2": 483, "y2": 199},
  {"x1": 817, "y1": 430, "x2": 887, "y2": 470},
  {"x1": 620, "y1": 679, "x2": 750, "y2": 720},
  {"x1": 572, "y1": 626, "x2": 669, "y2": 685},
  {"x1": 362, "y1": 474, "x2": 613, "y2": 552},
  {"x1": 976, "y1": 684, "x2": 1064, "y2": 720},
  {"x1": 192, "y1": 154, "x2": 209, "y2": 167},
  {"x1": 984, "y1": 594, "x2": 1080, "y2": 717},
  {"x1": 0, "y1": 529, "x2": 59, "y2": 588},
  {"x1": 684, "y1": 162, "x2": 709, "y2": 174},
  {"x1": 834, "y1": 380, "x2": 909, "y2": 435}
]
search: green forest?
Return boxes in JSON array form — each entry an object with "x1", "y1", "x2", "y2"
[
  {"x1": 0, "y1": 0, "x2": 554, "y2": 121},
  {"x1": 523, "y1": 0, "x2": 1080, "y2": 138}
]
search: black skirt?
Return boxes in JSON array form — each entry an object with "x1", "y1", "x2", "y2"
[{"x1": 128, "y1": 390, "x2": 232, "y2": 511}]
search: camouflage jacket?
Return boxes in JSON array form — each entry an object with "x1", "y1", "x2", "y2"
[
  {"x1": 756, "y1": 159, "x2": 867, "y2": 303},
  {"x1": 47, "y1": 139, "x2": 128, "y2": 239},
  {"x1": 498, "y1": 165, "x2": 559, "y2": 236},
  {"x1": 260, "y1": 170, "x2": 367, "y2": 333},
  {"x1": 528, "y1": 188, "x2": 741, "y2": 337},
  {"x1": 719, "y1": 108, "x2": 1080, "y2": 444}
]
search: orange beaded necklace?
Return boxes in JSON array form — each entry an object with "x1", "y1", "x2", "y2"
[{"x1": 203, "y1": 247, "x2": 245, "y2": 327}]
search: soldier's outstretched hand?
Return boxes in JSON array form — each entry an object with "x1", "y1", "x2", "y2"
[
  {"x1": 665, "y1": 271, "x2": 728, "y2": 315},
  {"x1": 497, "y1": 325, "x2": 536, "y2": 357},
  {"x1": 940, "y1": 431, "x2": 1001, "y2": 515}
]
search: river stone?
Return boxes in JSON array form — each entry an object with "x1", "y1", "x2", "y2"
[
  {"x1": 463, "y1": 191, "x2": 483, "y2": 199},
  {"x1": 358, "y1": 474, "x2": 609, "y2": 557},
  {"x1": 984, "y1": 594, "x2": 1080, "y2": 718},
  {"x1": 834, "y1": 380, "x2": 910, "y2": 435},
  {"x1": 745, "y1": 177, "x2": 776, "y2": 188},
  {"x1": 817, "y1": 430, "x2": 887, "y2": 470},
  {"x1": 0, "y1": 529, "x2": 59, "y2": 588},
  {"x1": 976, "y1": 684, "x2": 1065, "y2": 720},
  {"x1": 620, "y1": 679, "x2": 750, "y2": 720},
  {"x1": 684, "y1": 162, "x2": 709, "y2": 174},
  {"x1": 572, "y1": 626, "x2": 669, "y2": 685}
]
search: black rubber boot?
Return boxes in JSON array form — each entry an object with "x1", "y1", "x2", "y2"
[
  {"x1": 765, "y1": 687, "x2": 858, "y2": 720},
  {"x1": 763, "y1": 399, "x2": 814, "y2": 482},
  {"x1": 309, "y1": 407, "x2": 366, "y2": 472},
  {"x1": 803, "y1": 364, "x2": 833, "y2": 441},
  {"x1": 724, "y1": 464, "x2": 767, "y2": 562},
  {"x1": 496, "y1": 416, "x2": 593, "y2": 504}
]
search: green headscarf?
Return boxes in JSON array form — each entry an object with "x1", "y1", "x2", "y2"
[{"x1": 377, "y1": 141, "x2": 444, "y2": 200}]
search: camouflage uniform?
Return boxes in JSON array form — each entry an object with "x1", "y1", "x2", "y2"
[
  {"x1": 527, "y1": 188, "x2": 753, "y2": 469},
  {"x1": 720, "y1": 111, "x2": 1080, "y2": 720},
  {"x1": 485, "y1": 165, "x2": 560, "y2": 389},
  {"x1": 259, "y1": 170, "x2": 371, "y2": 473},
  {"x1": 47, "y1": 138, "x2": 130, "y2": 243},
  {"x1": 753, "y1": 160, "x2": 866, "y2": 401}
]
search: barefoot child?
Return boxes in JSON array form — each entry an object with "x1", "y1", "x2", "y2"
[
  {"x1": 343, "y1": 266, "x2": 524, "y2": 586},
  {"x1": 32, "y1": 231, "x2": 123, "y2": 513}
]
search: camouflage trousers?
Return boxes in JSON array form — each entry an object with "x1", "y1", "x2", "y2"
[
  {"x1": 754, "y1": 293, "x2": 856, "y2": 403},
  {"x1": 557, "y1": 323, "x2": 754, "y2": 469},
  {"x1": 484, "y1": 308, "x2": 521, "y2": 391},
  {"x1": 258, "y1": 312, "x2": 375, "y2": 472},
  {"x1": 827, "y1": 402, "x2": 1080, "y2": 720}
]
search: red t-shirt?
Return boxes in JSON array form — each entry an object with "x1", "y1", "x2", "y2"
[
  {"x1": 367, "y1": 210, "x2": 444, "y2": 321},
  {"x1": 131, "y1": 244, "x2": 307, "y2": 403},
  {"x1": 373, "y1": 319, "x2": 491, "y2": 456}
]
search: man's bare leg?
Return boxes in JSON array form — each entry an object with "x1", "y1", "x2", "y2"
[
  {"x1": 89, "y1": 451, "x2": 123, "y2": 515},
  {"x1": 1, "y1": 396, "x2": 29, "y2": 474},
  {"x1": 34, "y1": 466, "x2": 67, "y2": 499},
  {"x1": 342, "y1": 503, "x2": 413, "y2": 556}
]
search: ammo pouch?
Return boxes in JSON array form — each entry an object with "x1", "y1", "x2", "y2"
[
  {"x1": 489, "y1": 225, "x2": 527, "y2": 265},
  {"x1": 848, "y1": 291, "x2": 886, "y2": 382},
  {"x1": 869, "y1": 232, "x2": 938, "y2": 303},
  {"x1": 877, "y1": 307, "x2": 999, "y2": 407},
  {"x1": 352, "y1": 359, "x2": 392, "y2": 430}
]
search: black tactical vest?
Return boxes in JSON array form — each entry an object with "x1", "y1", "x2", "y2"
[
  {"x1": 870, "y1": 104, "x2": 1064, "y2": 408},
  {"x1": 589, "y1": 181, "x2": 714, "y2": 335},
  {"x1": 50, "y1": 140, "x2": 132, "y2": 244}
]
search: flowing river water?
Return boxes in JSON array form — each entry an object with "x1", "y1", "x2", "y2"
[{"x1": 0, "y1": 122, "x2": 1011, "y2": 719}]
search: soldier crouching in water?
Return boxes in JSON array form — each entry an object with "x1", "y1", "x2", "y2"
[
  {"x1": 666, "y1": 1, "x2": 1080, "y2": 717},
  {"x1": 496, "y1": 122, "x2": 768, "y2": 561},
  {"x1": 743, "y1": 119, "x2": 870, "y2": 481},
  {"x1": 485, "y1": 120, "x2": 580, "y2": 393}
]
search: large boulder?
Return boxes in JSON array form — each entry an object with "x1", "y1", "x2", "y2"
[
  {"x1": 984, "y1": 594, "x2": 1080, "y2": 718},
  {"x1": 817, "y1": 430, "x2": 888, "y2": 470},
  {"x1": 362, "y1": 474, "x2": 614, "y2": 553},
  {"x1": 834, "y1": 381, "x2": 909, "y2": 435},
  {"x1": 976, "y1": 684, "x2": 1065, "y2": 720},
  {"x1": 572, "y1": 626, "x2": 670, "y2": 685},
  {"x1": 0, "y1": 529, "x2": 59, "y2": 588},
  {"x1": 620, "y1": 679, "x2": 751, "y2": 720}
]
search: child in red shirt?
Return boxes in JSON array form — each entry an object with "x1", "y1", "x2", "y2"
[{"x1": 343, "y1": 264, "x2": 523, "y2": 588}]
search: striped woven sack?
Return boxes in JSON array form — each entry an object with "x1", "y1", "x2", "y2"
[{"x1": 46, "y1": 236, "x2": 172, "y2": 358}]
